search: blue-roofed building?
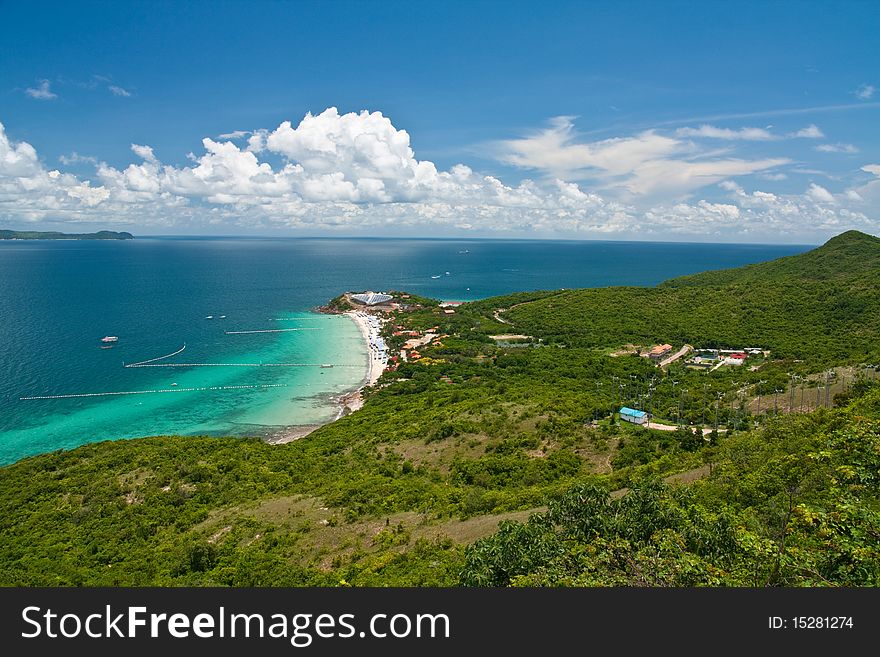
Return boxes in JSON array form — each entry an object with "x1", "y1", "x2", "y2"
[{"x1": 619, "y1": 406, "x2": 648, "y2": 425}]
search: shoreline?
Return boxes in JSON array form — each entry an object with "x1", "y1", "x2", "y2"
[{"x1": 266, "y1": 309, "x2": 387, "y2": 444}]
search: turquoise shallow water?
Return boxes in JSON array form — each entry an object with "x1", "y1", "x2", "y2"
[
  {"x1": 0, "y1": 237, "x2": 810, "y2": 464},
  {"x1": 1, "y1": 313, "x2": 365, "y2": 463}
]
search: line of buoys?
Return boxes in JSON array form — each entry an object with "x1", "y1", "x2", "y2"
[
  {"x1": 20, "y1": 383, "x2": 287, "y2": 401},
  {"x1": 224, "y1": 328, "x2": 322, "y2": 334},
  {"x1": 124, "y1": 344, "x2": 186, "y2": 368},
  {"x1": 123, "y1": 362, "x2": 357, "y2": 368}
]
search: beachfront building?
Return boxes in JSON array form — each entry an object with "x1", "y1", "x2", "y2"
[
  {"x1": 351, "y1": 291, "x2": 393, "y2": 305},
  {"x1": 619, "y1": 406, "x2": 648, "y2": 425},
  {"x1": 647, "y1": 344, "x2": 673, "y2": 361}
]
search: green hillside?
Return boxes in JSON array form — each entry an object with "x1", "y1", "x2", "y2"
[
  {"x1": 461, "y1": 386, "x2": 880, "y2": 587},
  {"x1": 501, "y1": 231, "x2": 880, "y2": 362},
  {"x1": 0, "y1": 230, "x2": 878, "y2": 587},
  {"x1": 662, "y1": 230, "x2": 880, "y2": 286}
]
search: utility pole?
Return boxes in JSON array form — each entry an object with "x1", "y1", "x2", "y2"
[
  {"x1": 736, "y1": 390, "x2": 744, "y2": 430},
  {"x1": 611, "y1": 375, "x2": 619, "y2": 423},
  {"x1": 672, "y1": 380, "x2": 680, "y2": 425},
  {"x1": 679, "y1": 388, "x2": 688, "y2": 427},
  {"x1": 701, "y1": 383, "x2": 709, "y2": 425}
]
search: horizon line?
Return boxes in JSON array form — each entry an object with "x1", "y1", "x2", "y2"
[{"x1": 1, "y1": 230, "x2": 826, "y2": 248}]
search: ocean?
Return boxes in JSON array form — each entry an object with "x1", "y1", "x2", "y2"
[{"x1": 0, "y1": 237, "x2": 810, "y2": 464}]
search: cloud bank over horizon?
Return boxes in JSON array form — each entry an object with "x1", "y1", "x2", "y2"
[{"x1": 1, "y1": 108, "x2": 877, "y2": 242}]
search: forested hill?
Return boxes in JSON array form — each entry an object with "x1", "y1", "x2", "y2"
[
  {"x1": 501, "y1": 230, "x2": 880, "y2": 363},
  {"x1": 661, "y1": 230, "x2": 880, "y2": 287}
]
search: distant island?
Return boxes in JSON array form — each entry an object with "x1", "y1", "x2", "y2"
[{"x1": 0, "y1": 229, "x2": 134, "y2": 240}]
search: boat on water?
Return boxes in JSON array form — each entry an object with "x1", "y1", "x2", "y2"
[
  {"x1": 445, "y1": 271, "x2": 451, "y2": 275},
  {"x1": 219, "y1": 315, "x2": 226, "y2": 318},
  {"x1": 101, "y1": 336, "x2": 118, "y2": 343},
  {"x1": 431, "y1": 275, "x2": 441, "y2": 279},
  {"x1": 320, "y1": 363, "x2": 334, "y2": 368},
  {"x1": 458, "y1": 249, "x2": 469, "y2": 254},
  {"x1": 205, "y1": 315, "x2": 213, "y2": 319}
]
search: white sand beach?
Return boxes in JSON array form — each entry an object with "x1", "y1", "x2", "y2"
[{"x1": 345, "y1": 310, "x2": 388, "y2": 387}]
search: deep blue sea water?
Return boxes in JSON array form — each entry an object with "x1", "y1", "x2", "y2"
[{"x1": 0, "y1": 237, "x2": 810, "y2": 464}]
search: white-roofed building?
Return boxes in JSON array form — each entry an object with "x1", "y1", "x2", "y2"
[{"x1": 351, "y1": 291, "x2": 393, "y2": 305}]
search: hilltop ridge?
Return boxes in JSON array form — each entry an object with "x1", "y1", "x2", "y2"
[{"x1": 660, "y1": 230, "x2": 880, "y2": 287}]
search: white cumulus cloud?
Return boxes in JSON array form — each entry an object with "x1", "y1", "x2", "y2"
[
  {"x1": 25, "y1": 80, "x2": 57, "y2": 100},
  {"x1": 0, "y1": 111, "x2": 876, "y2": 243},
  {"x1": 807, "y1": 183, "x2": 835, "y2": 203},
  {"x1": 815, "y1": 143, "x2": 859, "y2": 154},
  {"x1": 498, "y1": 117, "x2": 788, "y2": 199},
  {"x1": 790, "y1": 124, "x2": 824, "y2": 138},
  {"x1": 855, "y1": 84, "x2": 876, "y2": 100},
  {"x1": 58, "y1": 152, "x2": 98, "y2": 166},
  {"x1": 676, "y1": 124, "x2": 778, "y2": 141}
]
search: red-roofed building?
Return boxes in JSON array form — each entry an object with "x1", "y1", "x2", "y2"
[{"x1": 648, "y1": 344, "x2": 673, "y2": 360}]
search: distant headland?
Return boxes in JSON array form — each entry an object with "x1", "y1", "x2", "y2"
[{"x1": 0, "y1": 229, "x2": 134, "y2": 240}]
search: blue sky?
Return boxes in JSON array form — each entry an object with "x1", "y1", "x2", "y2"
[{"x1": 1, "y1": 0, "x2": 878, "y2": 242}]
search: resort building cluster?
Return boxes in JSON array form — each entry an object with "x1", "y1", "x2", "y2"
[
  {"x1": 684, "y1": 347, "x2": 768, "y2": 371},
  {"x1": 636, "y1": 343, "x2": 768, "y2": 372},
  {"x1": 343, "y1": 290, "x2": 450, "y2": 378}
]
